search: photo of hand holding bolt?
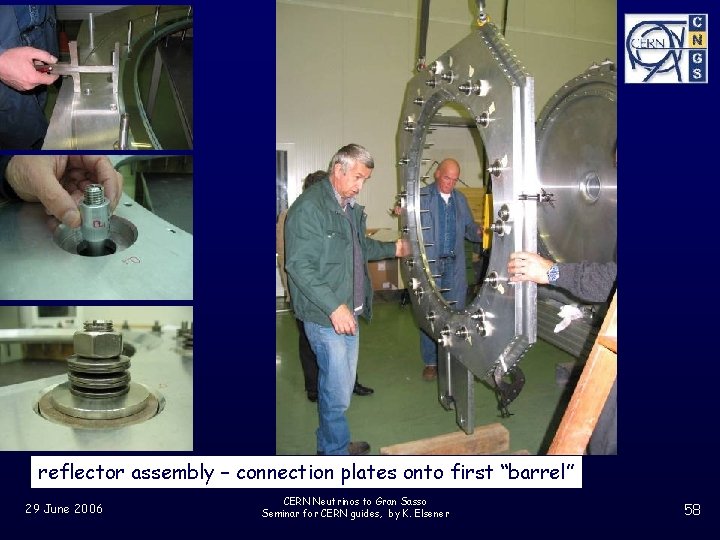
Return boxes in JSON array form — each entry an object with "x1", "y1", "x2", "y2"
[{"x1": 2, "y1": 155, "x2": 123, "y2": 229}]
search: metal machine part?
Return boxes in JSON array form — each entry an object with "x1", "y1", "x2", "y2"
[
  {"x1": 38, "y1": 320, "x2": 160, "y2": 429},
  {"x1": 0, "y1": 322, "x2": 191, "y2": 450},
  {"x1": 43, "y1": 5, "x2": 193, "y2": 150},
  {"x1": 0, "y1": 193, "x2": 192, "y2": 300},
  {"x1": 175, "y1": 321, "x2": 193, "y2": 357},
  {"x1": 122, "y1": 14, "x2": 193, "y2": 149},
  {"x1": 78, "y1": 184, "x2": 113, "y2": 256},
  {"x1": 536, "y1": 61, "x2": 617, "y2": 264},
  {"x1": 397, "y1": 23, "x2": 538, "y2": 433},
  {"x1": 180, "y1": 322, "x2": 193, "y2": 356},
  {"x1": 535, "y1": 62, "x2": 617, "y2": 357}
]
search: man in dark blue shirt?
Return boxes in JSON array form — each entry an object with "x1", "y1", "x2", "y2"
[{"x1": 418, "y1": 159, "x2": 482, "y2": 381}]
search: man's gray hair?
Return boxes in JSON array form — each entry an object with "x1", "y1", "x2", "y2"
[{"x1": 328, "y1": 144, "x2": 374, "y2": 174}]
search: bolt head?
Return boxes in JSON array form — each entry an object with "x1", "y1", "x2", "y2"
[{"x1": 73, "y1": 330, "x2": 123, "y2": 358}]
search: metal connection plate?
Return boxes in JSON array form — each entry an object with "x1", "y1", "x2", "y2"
[
  {"x1": 43, "y1": 74, "x2": 121, "y2": 150},
  {"x1": 0, "y1": 329, "x2": 192, "y2": 451},
  {"x1": 0, "y1": 194, "x2": 192, "y2": 300},
  {"x1": 397, "y1": 24, "x2": 537, "y2": 382}
]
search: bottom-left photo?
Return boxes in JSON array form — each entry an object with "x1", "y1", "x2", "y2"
[{"x1": 0, "y1": 305, "x2": 192, "y2": 451}]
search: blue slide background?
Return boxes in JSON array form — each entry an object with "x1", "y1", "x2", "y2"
[{"x1": 2, "y1": 1, "x2": 716, "y2": 534}]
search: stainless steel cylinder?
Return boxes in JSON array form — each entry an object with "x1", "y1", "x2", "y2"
[
  {"x1": 118, "y1": 113, "x2": 130, "y2": 150},
  {"x1": 79, "y1": 184, "x2": 110, "y2": 255},
  {"x1": 127, "y1": 20, "x2": 133, "y2": 53},
  {"x1": 88, "y1": 13, "x2": 95, "y2": 50}
]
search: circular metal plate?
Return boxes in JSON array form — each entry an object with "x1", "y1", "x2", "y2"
[
  {"x1": 536, "y1": 63, "x2": 616, "y2": 263},
  {"x1": 46, "y1": 381, "x2": 152, "y2": 420}
]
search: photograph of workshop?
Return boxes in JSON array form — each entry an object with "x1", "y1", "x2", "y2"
[
  {"x1": 0, "y1": 5, "x2": 192, "y2": 151},
  {"x1": 276, "y1": 1, "x2": 616, "y2": 456},
  {"x1": 0, "y1": 305, "x2": 193, "y2": 451},
  {"x1": 0, "y1": 154, "x2": 193, "y2": 300}
]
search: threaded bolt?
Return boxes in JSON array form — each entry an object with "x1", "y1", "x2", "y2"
[
  {"x1": 70, "y1": 320, "x2": 129, "y2": 398},
  {"x1": 84, "y1": 320, "x2": 114, "y2": 331},
  {"x1": 83, "y1": 184, "x2": 105, "y2": 205},
  {"x1": 79, "y1": 184, "x2": 110, "y2": 256}
]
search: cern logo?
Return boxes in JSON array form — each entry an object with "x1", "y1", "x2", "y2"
[{"x1": 626, "y1": 20, "x2": 686, "y2": 82}]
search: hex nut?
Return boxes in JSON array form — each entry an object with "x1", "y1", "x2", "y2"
[{"x1": 73, "y1": 330, "x2": 123, "y2": 358}]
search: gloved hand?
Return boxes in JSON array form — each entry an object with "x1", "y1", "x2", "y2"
[
  {"x1": 554, "y1": 304, "x2": 584, "y2": 333},
  {"x1": 5, "y1": 155, "x2": 123, "y2": 228}
]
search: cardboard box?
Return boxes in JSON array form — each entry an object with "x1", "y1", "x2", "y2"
[
  {"x1": 365, "y1": 228, "x2": 400, "y2": 290},
  {"x1": 367, "y1": 259, "x2": 399, "y2": 291}
]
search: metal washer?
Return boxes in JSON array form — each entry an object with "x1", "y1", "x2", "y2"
[{"x1": 38, "y1": 382, "x2": 160, "y2": 428}]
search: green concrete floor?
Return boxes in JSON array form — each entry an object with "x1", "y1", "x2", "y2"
[{"x1": 276, "y1": 298, "x2": 577, "y2": 455}]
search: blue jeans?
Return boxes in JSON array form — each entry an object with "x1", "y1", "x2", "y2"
[
  {"x1": 420, "y1": 258, "x2": 466, "y2": 366},
  {"x1": 304, "y1": 320, "x2": 359, "y2": 455}
]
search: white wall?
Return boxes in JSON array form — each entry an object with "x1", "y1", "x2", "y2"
[
  {"x1": 276, "y1": 0, "x2": 616, "y2": 226},
  {"x1": 0, "y1": 306, "x2": 193, "y2": 329},
  {"x1": 83, "y1": 306, "x2": 193, "y2": 328}
]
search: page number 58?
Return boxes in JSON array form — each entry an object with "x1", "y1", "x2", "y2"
[{"x1": 684, "y1": 504, "x2": 701, "y2": 516}]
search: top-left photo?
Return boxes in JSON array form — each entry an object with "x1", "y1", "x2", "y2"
[{"x1": 0, "y1": 5, "x2": 193, "y2": 150}]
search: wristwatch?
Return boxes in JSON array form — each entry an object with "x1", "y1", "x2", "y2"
[{"x1": 547, "y1": 264, "x2": 560, "y2": 284}]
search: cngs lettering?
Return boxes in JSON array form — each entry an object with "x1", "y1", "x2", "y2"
[{"x1": 402, "y1": 498, "x2": 426, "y2": 506}]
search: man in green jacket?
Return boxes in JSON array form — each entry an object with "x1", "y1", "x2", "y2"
[{"x1": 285, "y1": 143, "x2": 409, "y2": 455}]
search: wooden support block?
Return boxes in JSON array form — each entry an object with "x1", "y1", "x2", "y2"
[
  {"x1": 597, "y1": 336, "x2": 617, "y2": 353},
  {"x1": 380, "y1": 423, "x2": 509, "y2": 455}
]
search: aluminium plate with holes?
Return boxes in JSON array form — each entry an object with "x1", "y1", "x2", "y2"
[
  {"x1": 397, "y1": 24, "x2": 538, "y2": 381},
  {"x1": 0, "y1": 194, "x2": 192, "y2": 300}
]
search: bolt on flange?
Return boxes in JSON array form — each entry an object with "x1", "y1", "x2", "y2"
[
  {"x1": 36, "y1": 320, "x2": 162, "y2": 429},
  {"x1": 78, "y1": 185, "x2": 116, "y2": 257}
]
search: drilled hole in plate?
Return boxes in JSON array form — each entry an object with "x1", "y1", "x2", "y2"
[
  {"x1": 77, "y1": 238, "x2": 117, "y2": 257},
  {"x1": 53, "y1": 216, "x2": 138, "y2": 256},
  {"x1": 581, "y1": 172, "x2": 601, "y2": 203}
]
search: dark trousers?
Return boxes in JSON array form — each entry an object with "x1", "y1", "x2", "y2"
[
  {"x1": 296, "y1": 319, "x2": 319, "y2": 393},
  {"x1": 588, "y1": 380, "x2": 617, "y2": 455}
]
